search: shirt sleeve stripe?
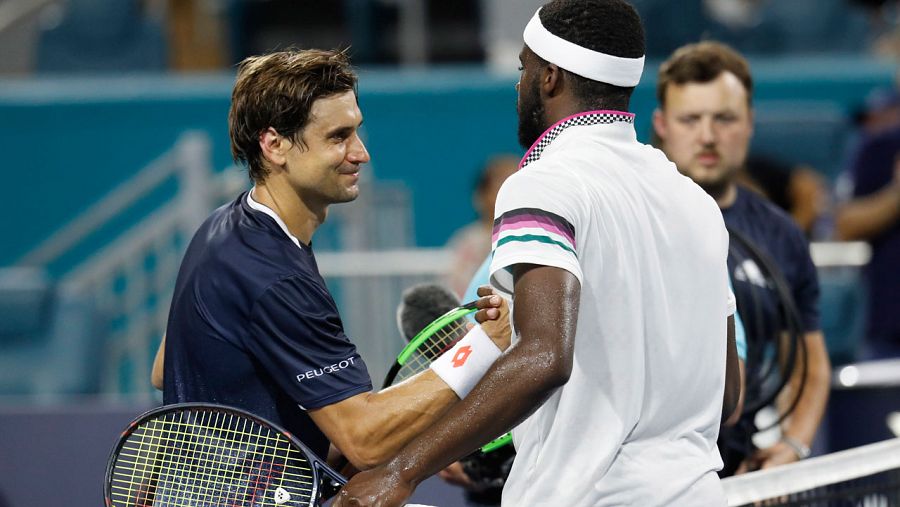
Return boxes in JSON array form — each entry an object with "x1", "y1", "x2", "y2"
[
  {"x1": 492, "y1": 208, "x2": 576, "y2": 246},
  {"x1": 494, "y1": 234, "x2": 577, "y2": 255}
]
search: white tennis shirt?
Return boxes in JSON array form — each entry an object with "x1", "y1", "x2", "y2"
[{"x1": 490, "y1": 111, "x2": 734, "y2": 506}]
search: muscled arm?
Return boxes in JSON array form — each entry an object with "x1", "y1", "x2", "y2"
[
  {"x1": 779, "y1": 330, "x2": 830, "y2": 452},
  {"x1": 333, "y1": 265, "x2": 580, "y2": 506},
  {"x1": 308, "y1": 369, "x2": 459, "y2": 470},
  {"x1": 310, "y1": 294, "x2": 512, "y2": 471},
  {"x1": 835, "y1": 157, "x2": 900, "y2": 241},
  {"x1": 722, "y1": 315, "x2": 742, "y2": 425}
]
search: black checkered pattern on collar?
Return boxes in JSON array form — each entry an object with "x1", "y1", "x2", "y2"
[{"x1": 521, "y1": 112, "x2": 634, "y2": 169}]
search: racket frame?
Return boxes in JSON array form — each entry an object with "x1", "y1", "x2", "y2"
[
  {"x1": 382, "y1": 299, "x2": 514, "y2": 454},
  {"x1": 382, "y1": 300, "x2": 479, "y2": 389},
  {"x1": 104, "y1": 402, "x2": 345, "y2": 507}
]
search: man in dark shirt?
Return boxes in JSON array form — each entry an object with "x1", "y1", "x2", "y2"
[
  {"x1": 652, "y1": 41, "x2": 831, "y2": 473},
  {"x1": 835, "y1": 125, "x2": 900, "y2": 359},
  {"x1": 163, "y1": 49, "x2": 511, "y2": 468}
]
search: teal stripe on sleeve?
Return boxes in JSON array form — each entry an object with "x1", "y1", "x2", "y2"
[{"x1": 496, "y1": 234, "x2": 577, "y2": 255}]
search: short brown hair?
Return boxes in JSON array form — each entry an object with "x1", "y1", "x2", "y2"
[
  {"x1": 656, "y1": 41, "x2": 753, "y2": 109},
  {"x1": 228, "y1": 49, "x2": 358, "y2": 183}
]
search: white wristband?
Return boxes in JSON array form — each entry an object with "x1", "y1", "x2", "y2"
[{"x1": 430, "y1": 325, "x2": 502, "y2": 399}]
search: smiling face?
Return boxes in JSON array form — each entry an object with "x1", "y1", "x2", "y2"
[
  {"x1": 654, "y1": 71, "x2": 754, "y2": 198},
  {"x1": 283, "y1": 90, "x2": 370, "y2": 207}
]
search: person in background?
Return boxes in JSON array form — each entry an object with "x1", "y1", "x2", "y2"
[
  {"x1": 653, "y1": 40, "x2": 831, "y2": 474},
  {"x1": 445, "y1": 156, "x2": 518, "y2": 298},
  {"x1": 738, "y1": 155, "x2": 829, "y2": 239},
  {"x1": 835, "y1": 88, "x2": 900, "y2": 359}
]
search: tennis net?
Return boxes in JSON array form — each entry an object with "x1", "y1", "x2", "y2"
[{"x1": 722, "y1": 437, "x2": 900, "y2": 506}]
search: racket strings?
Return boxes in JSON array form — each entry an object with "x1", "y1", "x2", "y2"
[
  {"x1": 112, "y1": 425, "x2": 311, "y2": 506},
  {"x1": 109, "y1": 409, "x2": 315, "y2": 507},
  {"x1": 113, "y1": 418, "x2": 316, "y2": 484},
  {"x1": 726, "y1": 227, "x2": 805, "y2": 428},
  {"x1": 395, "y1": 319, "x2": 468, "y2": 383}
]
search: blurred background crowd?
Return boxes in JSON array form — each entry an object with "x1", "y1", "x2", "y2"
[{"x1": 1, "y1": 0, "x2": 900, "y2": 505}]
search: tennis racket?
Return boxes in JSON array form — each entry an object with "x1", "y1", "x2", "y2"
[
  {"x1": 385, "y1": 297, "x2": 513, "y2": 454},
  {"x1": 719, "y1": 226, "x2": 808, "y2": 474},
  {"x1": 104, "y1": 403, "x2": 345, "y2": 507},
  {"x1": 383, "y1": 300, "x2": 479, "y2": 388},
  {"x1": 727, "y1": 226, "x2": 806, "y2": 425}
]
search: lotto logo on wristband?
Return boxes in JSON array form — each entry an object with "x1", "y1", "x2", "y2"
[{"x1": 452, "y1": 346, "x2": 472, "y2": 368}]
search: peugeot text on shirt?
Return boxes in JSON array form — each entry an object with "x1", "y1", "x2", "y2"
[{"x1": 296, "y1": 357, "x2": 358, "y2": 382}]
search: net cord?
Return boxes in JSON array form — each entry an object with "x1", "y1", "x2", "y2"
[{"x1": 722, "y1": 437, "x2": 900, "y2": 506}]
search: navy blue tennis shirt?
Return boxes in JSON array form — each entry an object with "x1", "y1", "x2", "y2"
[
  {"x1": 164, "y1": 191, "x2": 372, "y2": 457},
  {"x1": 723, "y1": 186, "x2": 821, "y2": 335}
]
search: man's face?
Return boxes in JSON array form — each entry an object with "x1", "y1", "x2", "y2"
[
  {"x1": 517, "y1": 47, "x2": 546, "y2": 149},
  {"x1": 284, "y1": 90, "x2": 369, "y2": 206},
  {"x1": 654, "y1": 72, "x2": 753, "y2": 197}
]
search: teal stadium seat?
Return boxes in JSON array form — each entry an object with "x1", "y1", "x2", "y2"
[
  {"x1": 0, "y1": 269, "x2": 102, "y2": 396},
  {"x1": 36, "y1": 0, "x2": 167, "y2": 73},
  {"x1": 638, "y1": 0, "x2": 870, "y2": 58},
  {"x1": 765, "y1": 0, "x2": 869, "y2": 55},
  {"x1": 752, "y1": 102, "x2": 851, "y2": 181},
  {"x1": 817, "y1": 267, "x2": 867, "y2": 366}
]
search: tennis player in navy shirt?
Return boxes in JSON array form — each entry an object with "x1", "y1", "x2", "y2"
[{"x1": 163, "y1": 49, "x2": 511, "y2": 468}]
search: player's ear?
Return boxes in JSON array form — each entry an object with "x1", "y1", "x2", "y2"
[
  {"x1": 542, "y1": 63, "x2": 563, "y2": 98},
  {"x1": 259, "y1": 127, "x2": 289, "y2": 167}
]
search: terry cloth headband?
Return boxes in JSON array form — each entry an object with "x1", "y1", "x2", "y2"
[{"x1": 522, "y1": 7, "x2": 644, "y2": 87}]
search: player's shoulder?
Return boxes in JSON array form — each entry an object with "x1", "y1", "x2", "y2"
[
  {"x1": 737, "y1": 186, "x2": 800, "y2": 232},
  {"x1": 202, "y1": 194, "x2": 323, "y2": 290},
  {"x1": 732, "y1": 186, "x2": 810, "y2": 256}
]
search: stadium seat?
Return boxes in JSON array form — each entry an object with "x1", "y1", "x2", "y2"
[
  {"x1": 36, "y1": 0, "x2": 167, "y2": 73},
  {"x1": 765, "y1": 0, "x2": 869, "y2": 55},
  {"x1": 817, "y1": 267, "x2": 867, "y2": 366},
  {"x1": 0, "y1": 269, "x2": 102, "y2": 396},
  {"x1": 752, "y1": 101, "x2": 851, "y2": 181}
]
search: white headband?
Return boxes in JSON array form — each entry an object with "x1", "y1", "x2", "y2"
[{"x1": 522, "y1": 8, "x2": 644, "y2": 87}]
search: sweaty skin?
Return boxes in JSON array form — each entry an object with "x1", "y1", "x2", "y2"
[{"x1": 333, "y1": 266, "x2": 580, "y2": 507}]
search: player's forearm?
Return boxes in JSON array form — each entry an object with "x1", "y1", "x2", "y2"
[
  {"x1": 388, "y1": 338, "x2": 571, "y2": 487},
  {"x1": 337, "y1": 371, "x2": 458, "y2": 469},
  {"x1": 722, "y1": 316, "x2": 741, "y2": 423},
  {"x1": 780, "y1": 332, "x2": 831, "y2": 446},
  {"x1": 835, "y1": 185, "x2": 900, "y2": 241},
  {"x1": 386, "y1": 266, "x2": 578, "y2": 486}
]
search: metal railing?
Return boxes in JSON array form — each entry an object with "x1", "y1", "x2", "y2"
[
  {"x1": 14, "y1": 130, "x2": 426, "y2": 396},
  {"x1": 17, "y1": 132, "x2": 224, "y2": 396}
]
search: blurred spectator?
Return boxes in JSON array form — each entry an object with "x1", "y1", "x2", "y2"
[
  {"x1": 737, "y1": 155, "x2": 830, "y2": 238},
  {"x1": 444, "y1": 155, "x2": 517, "y2": 298},
  {"x1": 851, "y1": 0, "x2": 900, "y2": 57},
  {"x1": 854, "y1": 87, "x2": 900, "y2": 136},
  {"x1": 641, "y1": 0, "x2": 867, "y2": 57},
  {"x1": 653, "y1": 41, "x2": 831, "y2": 475},
  {"x1": 641, "y1": 0, "x2": 779, "y2": 57},
  {"x1": 835, "y1": 92, "x2": 900, "y2": 359}
]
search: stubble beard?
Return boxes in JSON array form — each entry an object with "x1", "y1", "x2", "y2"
[
  {"x1": 687, "y1": 164, "x2": 739, "y2": 203},
  {"x1": 517, "y1": 80, "x2": 547, "y2": 150}
]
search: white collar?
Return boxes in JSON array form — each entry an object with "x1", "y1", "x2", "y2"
[
  {"x1": 246, "y1": 188, "x2": 304, "y2": 250},
  {"x1": 519, "y1": 110, "x2": 636, "y2": 169}
]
